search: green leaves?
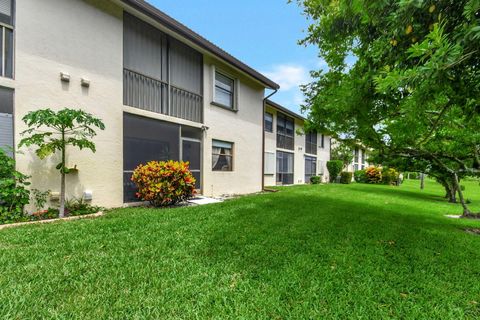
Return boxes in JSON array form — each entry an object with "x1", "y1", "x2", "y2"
[{"x1": 19, "y1": 108, "x2": 105, "y2": 171}]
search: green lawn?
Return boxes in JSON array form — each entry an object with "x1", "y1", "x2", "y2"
[{"x1": 1, "y1": 180, "x2": 480, "y2": 319}]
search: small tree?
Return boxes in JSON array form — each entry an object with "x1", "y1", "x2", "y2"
[
  {"x1": 331, "y1": 143, "x2": 354, "y2": 170},
  {"x1": 327, "y1": 160, "x2": 343, "y2": 183},
  {"x1": 19, "y1": 109, "x2": 105, "y2": 218}
]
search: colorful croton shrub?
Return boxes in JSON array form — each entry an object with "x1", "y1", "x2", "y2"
[
  {"x1": 382, "y1": 167, "x2": 400, "y2": 185},
  {"x1": 131, "y1": 160, "x2": 196, "y2": 207},
  {"x1": 365, "y1": 166, "x2": 382, "y2": 184}
]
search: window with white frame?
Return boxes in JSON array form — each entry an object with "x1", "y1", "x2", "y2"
[
  {"x1": 361, "y1": 149, "x2": 367, "y2": 169},
  {"x1": 212, "y1": 140, "x2": 233, "y2": 171},
  {"x1": 0, "y1": 0, "x2": 14, "y2": 79},
  {"x1": 353, "y1": 147, "x2": 360, "y2": 171},
  {"x1": 264, "y1": 112, "x2": 273, "y2": 132},
  {"x1": 214, "y1": 71, "x2": 235, "y2": 109},
  {"x1": 264, "y1": 152, "x2": 275, "y2": 175}
]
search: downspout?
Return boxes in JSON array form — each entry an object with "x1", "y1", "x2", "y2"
[{"x1": 262, "y1": 89, "x2": 278, "y2": 191}]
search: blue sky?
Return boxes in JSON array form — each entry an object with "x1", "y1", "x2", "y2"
[{"x1": 150, "y1": 0, "x2": 325, "y2": 115}]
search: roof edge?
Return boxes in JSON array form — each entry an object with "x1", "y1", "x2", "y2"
[
  {"x1": 266, "y1": 99, "x2": 306, "y2": 121},
  {"x1": 121, "y1": 0, "x2": 280, "y2": 90}
]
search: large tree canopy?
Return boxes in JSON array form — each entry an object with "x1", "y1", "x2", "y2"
[{"x1": 295, "y1": 0, "x2": 480, "y2": 216}]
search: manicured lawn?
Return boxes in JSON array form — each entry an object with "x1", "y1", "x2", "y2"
[{"x1": 1, "y1": 179, "x2": 480, "y2": 319}]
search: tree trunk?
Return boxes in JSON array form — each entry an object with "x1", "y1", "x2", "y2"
[
  {"x1": 59, "y1": 172, "x2": 65, "y2": 218},
  {"x1": 452, "y1": 172, "x2": 472, "y2": 217},
  {"x1": 59, "y1": 130, "x2": 66, "y2": 218},
  {"x1": 420, "y1": 173, "x2": 425, "y2": 190},
  {"x1": 447, "y1": 186, "x2": 457, "y2": 203}
]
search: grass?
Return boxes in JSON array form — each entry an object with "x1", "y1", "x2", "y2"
[{"x1": 1, "y1": 179, "x2": 480, "y2": 319}]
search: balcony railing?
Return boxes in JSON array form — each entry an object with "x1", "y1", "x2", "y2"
[{"x1": 123, "y1": 69, "x2": 203, "y2": 123}]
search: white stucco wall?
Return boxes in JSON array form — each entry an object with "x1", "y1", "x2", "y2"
[
  {"x1": 202, "y1": 57, "x2": 265, "y2": 196},
  {"x1": 14, "y1": 0, "x2": 124, "y2": 209},
  {"x1": 11, "y1": 0, "x2": 268, "y2": 208},
  {"x1": 264, "y1": 104, "x2": 331, "y2": 186}
]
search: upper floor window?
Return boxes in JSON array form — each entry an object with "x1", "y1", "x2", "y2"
[
  {"x1": 214, "y1": 71, "x2": 235, "y2": 109},
  {"x1": 277, "y1": 113, "x2": 294, "y2": 150},
  {"x1": 0, "y1": 0, "x2": 14, "y2": 79},
  {"x1": 264, "y1": 112, "x2": 273, "y2": 132},
  {"x1": 305, "y1": 131, "x2": 317, "y2": 155}
]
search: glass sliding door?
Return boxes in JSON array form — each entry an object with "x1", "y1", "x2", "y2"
[{"x1": 276, "y1": 151, "x2": 294, "y2": 185}]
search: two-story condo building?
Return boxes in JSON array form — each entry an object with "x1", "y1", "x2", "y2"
[
  {"x1": 0, "y1": 0, "x2": 281, "y2": 208},
  {"x1": 264, "y1": 100, "x2": 331, "y2": 186}
]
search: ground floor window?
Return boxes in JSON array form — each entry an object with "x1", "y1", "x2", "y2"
[
  {"x1": 212, "y1": 140, "x2": 233, "y2": 171},
  {"x1": 305, "y1": 155, "x2": 317, "y2": 183},
  {"x1": 0, "y1": 86, "x2": 13, "y2": 157},
  {"x1": 277, "y1": 151, "x2": 294, "y2": 185}
]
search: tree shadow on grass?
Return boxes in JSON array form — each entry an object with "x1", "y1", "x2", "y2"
[
  {"x1": 352, "y1": 183, "x2": 451, "y2": 204},
  {"x1": 196, "y1": 190, "x2": 464, "y2": 273}
]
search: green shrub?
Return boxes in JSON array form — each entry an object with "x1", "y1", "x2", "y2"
[
  {"x1": 131, "y1": 160, "x2": 196, "y2": 207},
  {"x1": 340, "y1": 172, "x2": 353, "y2": 184},
  {"x1": 327, "y1": 160, "x2": 343, "y2": 183},
  {"x1": 310, "y1": 176, "x2": 322, "y2": 184},
  {"x1": 365, "y1": 166, "x2": 382, "y2": 184},
  {"x1": 65, "y1": 197, "x2": 103, "y2": 216},
  {"x1": 382, "y1": 167, "x2": 399, "y2": 185},
  {"x1": 0, "y1": 149, "x2": 30, "y2": 224},
  {"x1": 405, "y1": 172, "x2": 419, "y2": 179},
  {"x1": 354, "y1": 170, "x2": 367, "y2": 183}
]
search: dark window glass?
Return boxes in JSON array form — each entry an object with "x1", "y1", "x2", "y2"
[
  {"x1": 0, "y1": 85, "x2": 13, "y2": 113},
  {"x1": 212, "y1": 140, "x2": 233, "y2": 171},
  {"x1": 305, "y1": 131, "x2": 317, "y2": 155},
  {"x1": 305, "y1": 155, "x2": 317, "y2": 183},
  {"x1": 4, "y1": 27, "x2": 13, "y2": 78},
  {"x1": 276, "y1": 113, "x2": 294, "y2": 150},
  {"x1": 123, "y1": 113, "x2": 180, "y2": 202},
  {"x1": 264, "y1": 112, "x2": 273, "y2": 132},
  {"x1": 276, "y1": 151, "x2": 294, "y2": 184},
  {"x1": 0, "y1": 86, "x2": 13, "y2": 157},
  {"x1": 214, "y1": 72, "x2": 234, "y2": 108},
  {"x1": 321, "y1": 134, "x2": 325, "y2": 148}
]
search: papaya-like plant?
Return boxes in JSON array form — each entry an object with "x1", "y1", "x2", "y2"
[{"x1": 19, "y1": 109, "x2": 105, "y2": 217}]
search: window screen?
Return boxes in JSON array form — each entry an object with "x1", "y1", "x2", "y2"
[
  {"x1": 276, "y1": 151, "x2": 294, "y2": 185},
  {"x1": 0, "y1": 0, "x2": 12, "y2": 25},
  {"x1": 305, "y1": 156, "x2": 317, "y2": 183},
  {"x1": 212, "y1": 140, "x2": 233, "y2": 171},
  {"x1": 123, "y1": 113, "x2": 180, "y2": 202},
  {"x1": 305, "y1": 131, "x2": 317, "y2": 155},
  {"x1": 277, "y1": 113, "x2": 294, "y2": 150}
]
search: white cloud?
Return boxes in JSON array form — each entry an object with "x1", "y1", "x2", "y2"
[{"x1": 263, "y1": 64, "x2": 311, "y2": 91}]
